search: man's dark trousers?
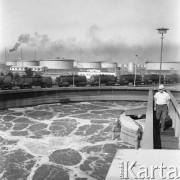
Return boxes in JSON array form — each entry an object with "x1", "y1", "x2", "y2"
[{"x1": 156, "y1": 104, "x2": 168, "y2": 131}]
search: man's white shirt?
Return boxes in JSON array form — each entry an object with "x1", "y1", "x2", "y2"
[{"x1": 154, "y1": 91, "x2": 170, "y2": 105}]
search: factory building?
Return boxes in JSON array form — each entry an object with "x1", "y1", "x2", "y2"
[
  {"x1": 145, "y1": 61, "x2": 180, "y2": 74},
  {"x1": 9, "y1": 66, "x2": 47, "y2": 75},
  {"x1": 78, "y1": 69, "x2": 116, "y2": 80}
]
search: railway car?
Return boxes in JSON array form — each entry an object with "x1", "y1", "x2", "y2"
[
  {"x1": 0, "y1": 75, "x2": 13, "y2": 90},
  {"x1": 118, "y1": 74, "x2": 142, "y2": 85},
  {"x1": 89, "y1": 75, "x2": 116, "y2": 86},
  {"x1": 56, "y1": 75, "x2": 87, "y2": 87},
  {"x1": 32, "y1": 76, "x2": 53, "y2": 88},
  {"x1": 164, "y1": 74, "x2": 180, "y2": 84},
  {"x1": 17, "y1": 76, "x2": 53, "y2": 89},
  {"x1": 142, "y1": 74, "x2": 163, "y2": 84}
]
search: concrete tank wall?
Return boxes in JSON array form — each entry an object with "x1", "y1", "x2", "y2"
[
  {"x1": 6, "y1": 61, "x2": 17, "y2": 66},
  {"x1": 76, "y1": 62, "x2": 101, "y2": 69},
  {"x1": 16, "y1": 61, "x2": 39, "y2": 66},
  {"x1": 128, "y1": 62, "x2": 135, "y2": 73},
  {"x1": 146, "y1": 62, "x2": 180, "y2": 71},
  {"x1": 39, "y1": 59, "x2": 74, "y2": 69},
  {"x1": 117, "y1": 63, "x2": 122, "y2": 68},
  {"x1": 101, "y1": 62, "x2": 117, "y2": 68}
]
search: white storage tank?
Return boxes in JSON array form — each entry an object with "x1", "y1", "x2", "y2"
[
  {"x1": 16, "y1": 60, "x2": 39, "y2": 66},
  {"x1": 39, "y1": 59, "x2": 74, "y2": 69},
  {"x1": 101, "y1": 62, "x2": 117, "y2": 69},
  {"x1": 76, "y1": 61, "x2": 101, "y2": 69},
  {"x1": 117, "y1": 63, "x2": 122, "y2": 68},
  {"x1": 6, "y1": 61, "x2": 17, "y2": 66},
  {"x1": 74, "y1": 61, "x2": 78, "y2": 67},
  {"x1": 128, "y1": 62, "x2": 135, "y2": 73},
  {"x1": 145, "y1": 61, "x2": 180, "y2": 71}
]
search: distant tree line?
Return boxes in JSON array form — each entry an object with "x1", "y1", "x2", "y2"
[{"x1": 0, "y1": 67, "x2": 42, "y2": 80}]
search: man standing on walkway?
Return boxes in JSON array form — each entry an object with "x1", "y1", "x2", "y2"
[{"x1": 154, "y1": 84, "x2": 170, "y2": 132}]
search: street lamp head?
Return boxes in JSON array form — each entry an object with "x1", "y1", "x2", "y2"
[{"x1": 157, "y1": 28, "x2": 169, "y2": 34}]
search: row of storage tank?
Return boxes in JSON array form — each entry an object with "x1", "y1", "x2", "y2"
[
  {"x1": 0, "y1": 74, "x2": 179, "y2": 90},
  {"x1": 6, "y1": 59, "x2": 144, "y2": 72}
]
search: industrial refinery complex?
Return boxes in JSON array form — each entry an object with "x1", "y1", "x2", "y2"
[{"x1": 3, "y1": 58, "x2": 179, "y2": 79}]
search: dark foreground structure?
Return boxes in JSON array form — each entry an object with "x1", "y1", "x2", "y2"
[{"x1": 0, "y1": 86, "x2": 180, "y2": 179}]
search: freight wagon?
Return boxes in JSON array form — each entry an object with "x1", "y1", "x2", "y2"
[
  {"x1": 118, "y1": 74, "x2": 142, "y2": 85},
  {"x1": 0, "y1": 75, "x2": 13, "y2": 90},
  {"x1": 56, "y1": 75, "x2": 87, "y2": 87},
  {"x1": 164, "y1": 74, "x2": 180, "y2": 84},
  {"x1": 17, "y1": 76, "x2": 53, "y2": 89},
  {"x1": 142, "y1": 74, "x2": 164, "y2": 84},
  {"x1": 89, "y1": 75, "x2": 116, "y2": 86}
]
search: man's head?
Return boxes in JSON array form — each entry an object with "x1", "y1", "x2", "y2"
[{"x1": 158, "y1": 84, "x2": 165, "y2": 92}]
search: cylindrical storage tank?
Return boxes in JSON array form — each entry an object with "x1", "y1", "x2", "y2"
[
  {"x1": 16, "y1": 60, "x2": 39, "y2": 66},
  {"x1": 39, "y1": 59, "x2": 74, "y2": 69},
  {"x1": 117, "y1": 63, "x2": 122, "y2": 68},
  {"x1": 74, "y1": 61, "x2": 78, "y2": 67},
  {"x1": 101, "y1": 62, "x2": 117, "y2": 69},
  {"x1": 128, "y1": 62, "x2": 135, "y2": 73},
  {"x1": 6, "y1": 61, "x2": 16, "y2": 66},
  {"x1": 76, "y1": 62, "x2": 101, "y2": 69}
]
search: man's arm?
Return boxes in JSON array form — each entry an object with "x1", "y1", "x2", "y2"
[
  {"x1": 154, "y1": 97, "x2": 157, "y2": 111},
  {"x1": 167, "y1": 94, "x2": 170, "y2": 110}
]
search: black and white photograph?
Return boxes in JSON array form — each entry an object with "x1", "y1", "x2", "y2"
[{"x1": 0, "y1": 0, "x2": 180, "y2": 179}]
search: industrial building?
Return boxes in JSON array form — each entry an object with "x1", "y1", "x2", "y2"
[
  {"x1": 10, "y1": 66, "x2": 47, "y2": 73},
  {"x1": 78, "y1": 69, "x2": 116, "y2": 79},
  {"x1": 5, "y1": 58, "x2": 179, "y2": 80},
  {"x1": 145, "y1": 61, "x2": 180, "y2": 74}
]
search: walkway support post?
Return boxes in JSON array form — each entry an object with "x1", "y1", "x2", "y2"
[{"x1": 141, "y1": 90, "x2": 154, "y2": 149}]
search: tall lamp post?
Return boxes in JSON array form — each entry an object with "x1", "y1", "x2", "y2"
[
  {"x1": 156, "y1": 28, "x2": 169, "y2": 84},
  {"x1": 134, "y1": 55, "x2": 138, "y2": 86}
]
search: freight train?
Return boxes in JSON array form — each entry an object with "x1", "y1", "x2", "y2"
[{"x1": 0, "y1": 73, "x2": 179, "y2": 90}]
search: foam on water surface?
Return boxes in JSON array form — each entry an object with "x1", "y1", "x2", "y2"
[{"x1": 0, "y1": 101, "x2": 146, "y2": 180}]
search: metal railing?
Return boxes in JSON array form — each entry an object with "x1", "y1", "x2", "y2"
[{"x1": 167, "y1": 90, "x2": 180, "y2": 149}]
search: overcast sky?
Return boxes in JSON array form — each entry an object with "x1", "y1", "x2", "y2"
[{"x1": 1, "y1": 0, "x2": 180, "y2": 64}]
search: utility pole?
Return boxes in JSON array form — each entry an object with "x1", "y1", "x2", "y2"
[
  {"x1": 5, "y1": 47, "x2": 8, "y2": 62},
  {"x1": 134, "y1": 55, "x2": 138, "y2": 86}
]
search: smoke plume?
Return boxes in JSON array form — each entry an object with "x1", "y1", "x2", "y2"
[{"x1": 9, "y1": 33, "x2": 50, "y2": 53}]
